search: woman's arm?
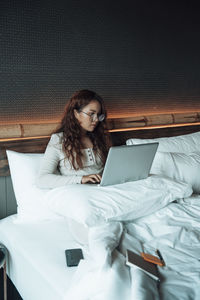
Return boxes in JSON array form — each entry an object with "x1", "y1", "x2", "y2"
[{"x1": 36, "y1": 134, "x2": 82, "y2": 189}]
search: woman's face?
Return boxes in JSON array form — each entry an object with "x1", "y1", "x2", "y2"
[{"x1": 74, "y1": 100, "x2": 102, "y2": 133}]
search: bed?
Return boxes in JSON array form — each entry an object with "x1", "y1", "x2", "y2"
[{"x1": 1, "y1": 122, "x2": 200, "y2": 300}]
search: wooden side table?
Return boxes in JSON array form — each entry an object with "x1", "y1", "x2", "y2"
[{"x1": 0, "y1": 245, "x2": 7, "y2": 300}]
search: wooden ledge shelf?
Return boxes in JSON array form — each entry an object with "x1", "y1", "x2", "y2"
[
  {"x1": 0, "y1": 112, "x2": 200, "y2": 140},
  {"x1": 0, "y1": 123, "x2": 60, "y2": 140}
]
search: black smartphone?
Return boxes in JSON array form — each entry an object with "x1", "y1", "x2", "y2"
[{"x1": 65, "y1": 248, "x2": 84, "y2": 267}]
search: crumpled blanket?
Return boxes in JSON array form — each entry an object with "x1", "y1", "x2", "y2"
[
  {"x1": 45, "y1": 175, "x2": 192, "y2": 227},
  {"x1": 64, "y1": 195, "x2": 200, "y2": 300},
  {"x1": 53, "y1": 177, "x2": 200, "y2": 300}
]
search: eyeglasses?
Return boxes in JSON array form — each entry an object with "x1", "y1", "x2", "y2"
[{"x1": 79, "y1": 110, "x2": 105, "y2": 122}]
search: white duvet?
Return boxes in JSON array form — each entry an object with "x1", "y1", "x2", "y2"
[
  {"x1": 43, "y1": 175, "x2": 198, "y2": 300},
  {"x1": 45, "y1": 175, "x2": 192, "y2": 227}
]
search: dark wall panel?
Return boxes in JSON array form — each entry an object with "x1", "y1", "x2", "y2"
[
  {"x1": 0, "y1": 177, "x2": 6, "y2": 219},
  {"x1": 1, "y1": 0, "x2": 200, "y2": 124},
  {"x1": 0, "y1": 176, "x2": 17, "y2": 219}
]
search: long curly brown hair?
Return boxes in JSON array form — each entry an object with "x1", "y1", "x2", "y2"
[{"x1": 55, "y1": 90, "x2": 111, "y2": 170}]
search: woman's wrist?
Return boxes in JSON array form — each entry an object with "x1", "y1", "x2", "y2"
[{"x1": 81, "y1": 175, "x2": 85, "y2": 184}]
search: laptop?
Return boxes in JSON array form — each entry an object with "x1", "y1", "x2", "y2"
[{"x1": 99, "y1": 142, "x2": 158, "y2": 186}]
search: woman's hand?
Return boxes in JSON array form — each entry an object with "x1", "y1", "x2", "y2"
[{"x1": 81, "y1": 173, "x2": 102, "y2": 184}]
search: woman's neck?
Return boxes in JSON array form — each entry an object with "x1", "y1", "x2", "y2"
[{"x1": 81, "y1": 135, "x2": 93, "y2": 149}]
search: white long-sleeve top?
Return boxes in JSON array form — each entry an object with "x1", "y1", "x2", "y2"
[{"x1": 36, "y1": 132, "x2": 104, "y2": 188}]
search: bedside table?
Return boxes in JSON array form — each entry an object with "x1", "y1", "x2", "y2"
[{"x1": 0, "y1": 245, "x2": 7, "y2": 300}]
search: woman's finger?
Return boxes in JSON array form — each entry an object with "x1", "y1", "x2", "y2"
[
  {"x1": 93, "y1": 174, "x2": 101, "y2": 182},
  {"x1": 96, "y1": 174, "x2": 102, "y2": 181},
  {"x1": 89, "y1": 174, "x2": 100, "y2": 182}
]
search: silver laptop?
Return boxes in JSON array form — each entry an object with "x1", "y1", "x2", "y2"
[{"x1": 99, "y1": 142, "x2": 159, "y2": 186}]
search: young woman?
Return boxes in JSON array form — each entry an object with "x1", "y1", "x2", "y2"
[{"x1": 36, "y1": 89, "x2": 111, "y2": 188}]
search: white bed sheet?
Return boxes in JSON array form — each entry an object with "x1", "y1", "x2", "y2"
[{"x1": 0, "y1": 215, "x2": 81, "y2": 300}]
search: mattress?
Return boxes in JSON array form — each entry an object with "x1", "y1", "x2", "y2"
[{"x1": 0, "y1": 215, "x2": 82, "y2": 300}]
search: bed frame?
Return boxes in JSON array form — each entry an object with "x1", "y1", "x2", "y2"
[
  {"x1": 1, "y1": 122, "x2": 200, "y2": 300},
  {"x1": 1, "y1": 123, "x2": 200, "y2": 220}
]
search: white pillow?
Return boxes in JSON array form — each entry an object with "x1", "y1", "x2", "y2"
[
  {"x1": 151, "y1": 151, "x2": 200, "y2": 194},
  {"x1": 6, "y1": 150, "x2": 60, "y2": 223},
  {"x1": 126, "y1": 131, "x2": 200, "y2": 153}
]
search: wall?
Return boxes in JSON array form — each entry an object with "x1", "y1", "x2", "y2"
[{"x1": 1, "y1": 0, "x2": 200, "y2": 125}]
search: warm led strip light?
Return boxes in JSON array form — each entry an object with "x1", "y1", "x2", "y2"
[{"x1": 109, "y1": 121, "x2": 200, "y2": 132}]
